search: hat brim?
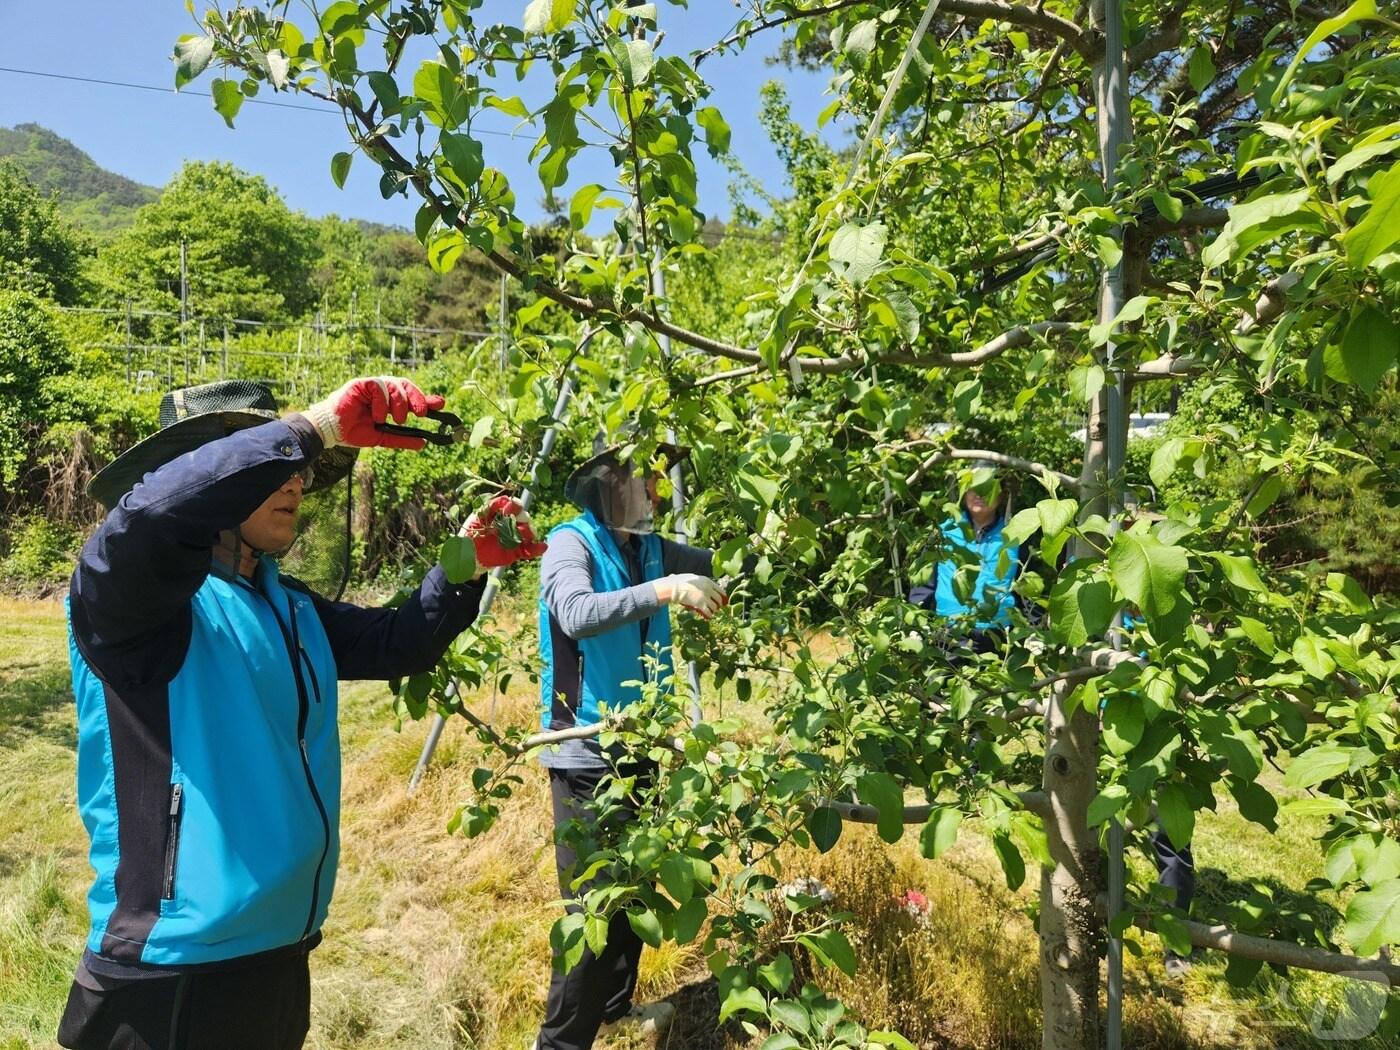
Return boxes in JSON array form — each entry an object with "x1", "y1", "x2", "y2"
[
  {"x1": 88, "y1": 412, "x2": 357, "y2": 510},
  {"x1": 563, "y1": 442, "x2": 689, "y2": 509}
]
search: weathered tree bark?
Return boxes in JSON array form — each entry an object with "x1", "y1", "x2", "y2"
[{"x1": 1040, "y1": 680, "x2": 1106, "y2": 1047}]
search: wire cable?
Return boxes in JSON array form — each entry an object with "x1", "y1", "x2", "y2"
[{"x1": 0, "y1": 65, "x2": 524, "y2": 138}]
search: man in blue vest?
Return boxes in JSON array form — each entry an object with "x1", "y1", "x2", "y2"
[
  {"x1": 533, "y1": 442, "x2": 725, "y2": 1050},
  {"x1": 908, "y1": 463, "x2": 1030, "y2": 651},
  {"x1": 58, "y1": 377, "x2": 545, "y2": 1050}
]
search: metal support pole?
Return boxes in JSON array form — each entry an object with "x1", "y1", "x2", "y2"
[
  {"x1": 498, "y1": 274, "x2": 510, "y2": 370},
  {"x1": 1095, "y1": 1, "x2": 1130, "y2": 1047},
  {"x1": 406, "y1": 330, "x2": 598, "y2": 795},
  {"x1": 649, "y1": 258, "x2": 706, "y2": 726}
]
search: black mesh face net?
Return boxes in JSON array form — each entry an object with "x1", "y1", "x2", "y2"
[{"x1": 573, "y1": 458, "x2": 657, "y2": 533}]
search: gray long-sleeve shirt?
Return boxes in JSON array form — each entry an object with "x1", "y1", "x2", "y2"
[{"x1": 538, "y1": 527, "x2": 712, "y2": 769}]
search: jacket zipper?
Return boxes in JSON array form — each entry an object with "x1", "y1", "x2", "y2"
[
  {"x1": 239, "y1": 578, "x2": 332, "y2": 942},
  {"x1": 162, "y1": 783, "x2": 183, "y2": 900}
]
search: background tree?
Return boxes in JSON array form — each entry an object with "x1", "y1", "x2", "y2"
[
  {"x1": 97, "y1": 160, "x2": 320, "y2": 323},
  {"x1": 0, "y1": 162, "x2": 88, "y2": 306}
]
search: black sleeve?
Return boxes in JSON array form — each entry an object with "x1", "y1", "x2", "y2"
[{"x1": 304, "y1": 567, "x2": 488, "y2": 681}]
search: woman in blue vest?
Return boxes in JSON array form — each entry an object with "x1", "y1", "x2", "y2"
[
  {"x1": 59, "y1": 378, "x2": 545, "y2": 1050},
  {"x1": 908, "y1": 463, "x2": 1031, "y2": 652},
  {"x1": 533, "y1": 443, "x2": 725, "y2": 1050}
]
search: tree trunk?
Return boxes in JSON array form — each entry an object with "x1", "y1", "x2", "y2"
[{"x1": 1040, "y1": 675, "x2": 1106, "y2": 1048}]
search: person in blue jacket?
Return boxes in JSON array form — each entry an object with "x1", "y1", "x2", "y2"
[
  {"x1": 58, "y1": 377, "x2": 545, "y2": 1050},
  {"x1": 532, "y1": 442, "x2": 726, "y2": 1050},
  {"x1": 908, "y1": 463, "x2": 1031, "y2": 652}
]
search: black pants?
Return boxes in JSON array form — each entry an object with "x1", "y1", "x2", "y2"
[
  {"x1": 56, "y1": 948, "x2": 311, "y2": 1050},
  {"x1": 538, "y1": 766, "x2": 647, "y2": 1050},
  {"x1": 1151, "y1": 828, "x2": 1196, "y2": 913}
]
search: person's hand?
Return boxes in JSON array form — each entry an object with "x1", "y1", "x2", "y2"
[
  {"x1": 303, "y1": 376, "x2": 445, "y2": 450},
  {"x1": 653, "y1": 574, "x2": 728, "y2": 618},
  {"x1": 462, "y1": 495, "x2": 547, "y2": 569}
]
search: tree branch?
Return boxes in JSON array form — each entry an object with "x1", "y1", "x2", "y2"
[
  {"x1": 906, "y1": 447, "x2": 1083, "y2": 490},
  {"x1": 830, "y1": 789, "x2": 1051, "y2": 825},
  {"x1": 938, "y1": 0, "x2": 1092, "y2": 56},
  {"x1": 695, "y1": 0, "x2": 869, "y2": 64},
  {"x1": 1134, "y1": 915, "x2": 1400, "y2": 986},
  {"x1": 1128, "y1": 272, "x2": 1302, "y2": 383}
]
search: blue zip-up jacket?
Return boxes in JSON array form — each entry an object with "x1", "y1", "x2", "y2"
[
  {"x1": 67, "y1": 416, "x2": 485, "y2": 969},
  {"x1": 908, "y1": 513, "x2": 1025, "y2": 629},
  {"x1": 538, "y1": 511, "x2": 674, "y2": 732}
]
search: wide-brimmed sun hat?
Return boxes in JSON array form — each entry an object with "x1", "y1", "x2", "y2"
[{"x1": 88, "y1": 380, "x2": 358, "y2": 510}]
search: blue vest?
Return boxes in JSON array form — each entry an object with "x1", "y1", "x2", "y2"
[
  {"x1": 933, "y1": 514, "x2": 1020, "y2": 629},
  {"x1": 539, "y1": 511, "x2": 674, "y2": 730},
  {"x1": 68, "y1": 556, "x2": 340, "y2": 965}
]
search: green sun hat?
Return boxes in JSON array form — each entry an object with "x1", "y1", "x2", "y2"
[{"x1": 87, "y1": 380, "x2": 358, "y2": 510}]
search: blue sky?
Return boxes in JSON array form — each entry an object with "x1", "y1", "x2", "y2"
[{"x1": 0, "y1": 0, "x2": 836, "y2": 227}]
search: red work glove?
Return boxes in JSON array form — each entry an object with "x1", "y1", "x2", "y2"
[
  {"x1": 463, "y1": 495, "x2": 548, "y2": 569},
  {"x1": 304, "y1": 376, "x2": 446, "y2": 450}
]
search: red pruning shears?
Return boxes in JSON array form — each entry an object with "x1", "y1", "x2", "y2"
[{"x1": 374, "y1": 409, "x2": 467, "y2": 446}]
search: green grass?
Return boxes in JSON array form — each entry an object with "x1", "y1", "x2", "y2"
[{"x1": 0, "y1": 596, "x2": 1392, "y2": 1049}]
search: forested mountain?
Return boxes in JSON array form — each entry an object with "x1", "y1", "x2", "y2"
[{"x1": 0, "y1": 124, "x2": 157, "y2": 235}]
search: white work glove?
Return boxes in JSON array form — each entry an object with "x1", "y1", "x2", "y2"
[{"x1": 652, "y1": 573, "x2": 728, "y2": 618}]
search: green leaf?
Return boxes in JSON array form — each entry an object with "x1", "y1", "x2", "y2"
[
  {"x1": 1291, "y1": 633, "x2": 1337, "y2": 680},
  {"x1": 1087, "y1": 784, "x2": 1129, "y2": 826},
  {"x1": 1102, "y1": 696, "x2": 1145, "y2": 756},
  {"x1": 1325, "y1": 305, "x2": 1399, "y2": 393},
  {"x1": 660, "y1": 854, "x2": 695, "y2": 904},
  {"x1": 718, "y1": 967, "x2": 767, "y2": 1021},
  {"x1": 440, "y1": 133, "x2": 484, "y2": 187},
  {"x1": 769, "y1": 999, "x2": 811, "y2": 1035},
  {"x1": 1154, "y1": 912, "x2": 1194, "y2": 957},
  {"x1": 829, "y1": 222, "x2": 887, "y2": 286},
  {"x1": 1326, "y1": 572, "x2": 1372, "y2": 613},
  {"x1": 427, "y1": 229, "x2": 466, "y2": 274},
  {"x1": 1285, "y1": 743, "x2": 1352, "y2": 789},
  {"x1": 1237, "y1": 616, "x2": 1276, "y2": 654},
  {"x1": 918, "y1": 807, "x2": 962, "y2": 860},
  {"x1": 674, "y1": 897, "x2": 707, "y2": 943},
  {"x1": 524, "y1": 0, "x2": 575, "y2": 34},
  {"x1": 868, "y1": 1033, "x2": 917, "y2": 1049},
  {"x1": 1151, "y1": 190, "x2": 1184, "y2": 223},
  {"x1": 1068, "y1": 363, "x2": 1105, "y2": 403},
  {"x1": 844, "y1": 19, "x2": 878, "y2": 62},
  {"x1": 210, "y1": 78, "x2": 244, "y2": 128},
  {"x1": 696, "y1": 106, "x2": 731, "y2": 157},
  {"x1": 1344, "y1": 879, "x2": 1400, "y2": 957},
  {"x1": 1187, "y1": 46, "x2": 1215, "y2": 95},
  {"x1": 439, "y1": 535, "x2": 477, "y2": 584},
  {"x1": 1149, "y1": 437, "x2": 1185, "y2": 489},
  {"x1": 1210, "y1": 552, "x2": 1266, "y2": 592},
  {"x1": 807, "y1": 805, "x2": 842, "y2": 852},
  {"x1": 1156, "y1": 783, "x2": 1195, "y2": 851},
  {"x1": 1272, "y1": 0, "x2": 1378, "y2": 107},
  {"x1": 756, "y1": 952, "x2": 795, "y2": 993},
  {"x1": 1201, "y1": 189, "x2": 1312, "y2": 269},
  {"x1": 991, "y1": 831, "x2": 1025, "y2": 890},
  {"x1": 1048, "y1": 577, "x2": 1116, "y2": 647},
  {"x1": 1037, "y1": 498, "x2": 1078, "y2": 539},
  {"x1": 173, "y1": 35, "x2": 214, "y2": 89},
  {"x1": 330, "y1": 151, "x2": 352, "y2": 189},
  {"x1": 1108, "y1": 530, "x2": 1188, "y2": 623},
  {"x1": 1349, "y1": 163, "x2": 1400, "y2": 267},
  {"x1": 628, "y1": 907, "x2": 663, "y2": 948},
  {"x1": 568, "y1": 183, "x2": 618, "y2": 230},
  {"x1": 798, "y1": 929, "x2": 858, "y2": 976},
  {"x1": 468, "y1": 416, "x2": 495, "y2": 448},
  {"x1": 606, "y1": 36, "x2": 654, "y2": 87},
  {"x1": 856, "y1": 772, "x2": 905, "y2": 844}
]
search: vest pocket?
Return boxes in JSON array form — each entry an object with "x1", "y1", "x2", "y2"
[{"x1": 162, "y1": 783, "x2": 184, "y2": 901}]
